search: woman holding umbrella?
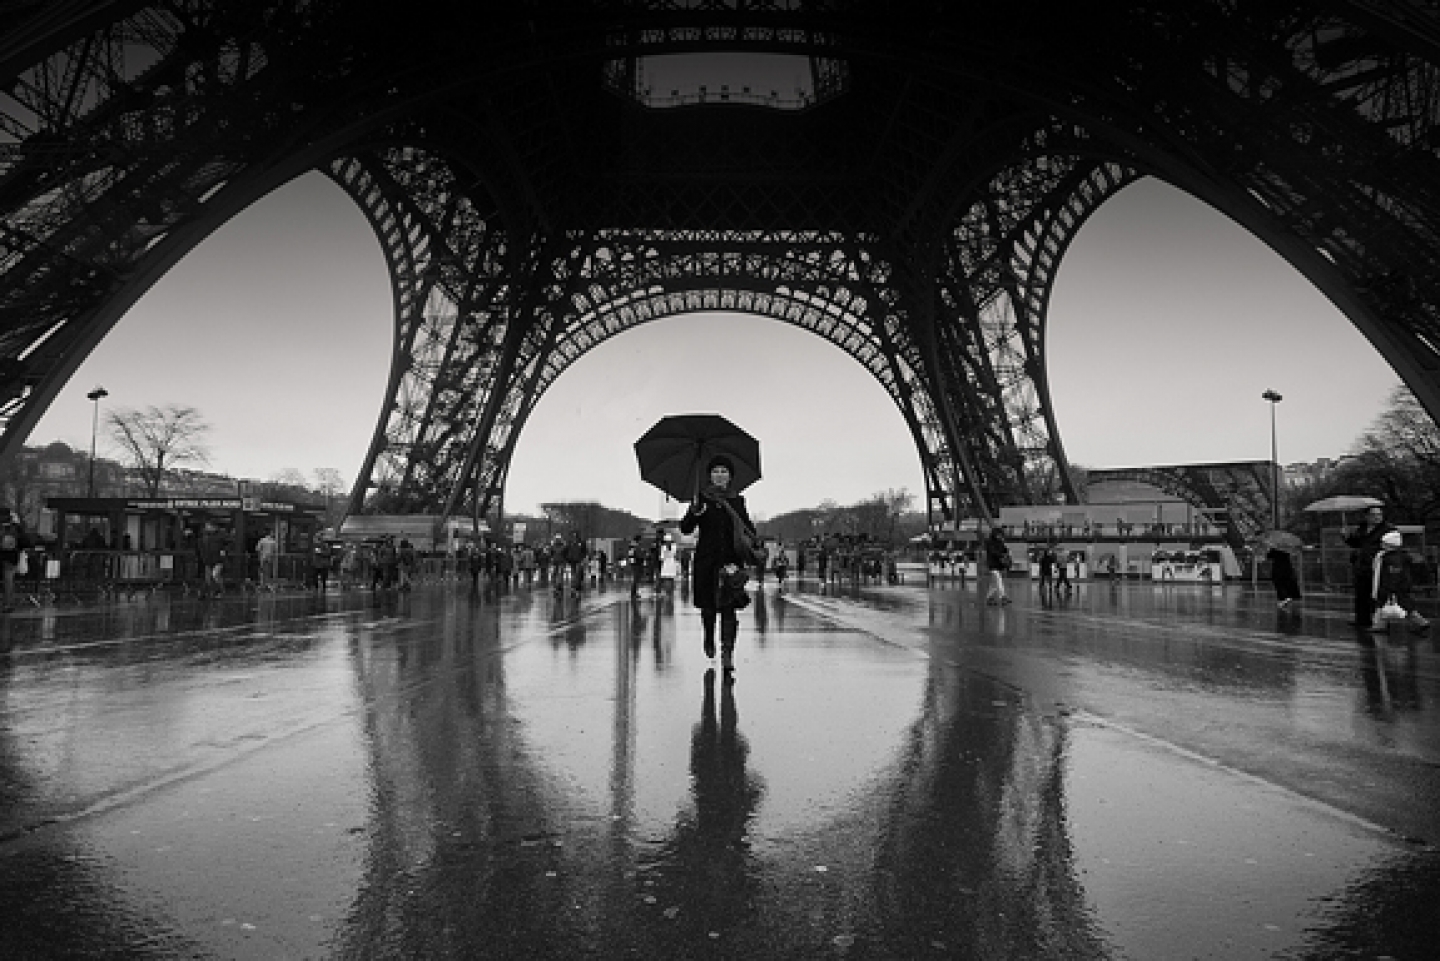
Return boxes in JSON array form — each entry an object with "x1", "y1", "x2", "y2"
[{"x1": 681, "y1": 454, "x2": 757, "y2": 675}]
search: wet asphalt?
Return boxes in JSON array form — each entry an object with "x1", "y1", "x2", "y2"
[{"x1": 1, "y1": 573, "x2": 1438, "y2": 960}]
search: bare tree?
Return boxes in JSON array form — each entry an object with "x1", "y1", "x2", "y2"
[
  {"x1": 880, "y1": 487, "x2": 915, "y2": 544},
  {"x1": 106, "y1": 404, "x2": 212, "y2": 497},
  {"x1": 0, "y1": 453, "x2": 41, "y2": 527},
  {"x1": 313, "y1": 467, "x2": 347, "y2": 528},
  {"x1": 270, "y1": 467, "x2": 308, "y2": 488},
  {"x1": 1343, "y1": 385, "x2": 1440, "y2": 523}
]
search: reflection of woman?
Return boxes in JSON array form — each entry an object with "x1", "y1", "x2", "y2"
[
  {"x1": 681, "y1": 455, "x2": 756, "y2": 673},
  {"x1": 654, "y1": 668, "x2": 764, "y2": 938}
]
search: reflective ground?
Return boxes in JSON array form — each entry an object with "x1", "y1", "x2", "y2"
[{"x1": 1, "y1": 575, "x2": 1437, "y2": 959}]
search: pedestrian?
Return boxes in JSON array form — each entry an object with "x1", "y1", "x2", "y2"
[
  {"x1": 519, "y1": 543, "x2": 536, "y2": 586},
  {"x1": 373, "y1": 535, "x2": 397, "y2": 590},
  {"x1": 627, "y1": 534, "x2": 645, "y2": 597},
  {"x1": 397, "y1": 536, "x2": 417, "y2": 591},
  {"x1": 984, "y1": 527, "x2": 1012, "y2": 605},
  {"x1": 1268, "y1": 545, "x2": 1301, "y2": 610},
  {"x1": 256, "y1": 529, "x2": 278, "y2": 590},
  {"x1": 196, "y1": 522, "x2": 226, "y2": 597},
  {"x1": 563, "y1": 532, "x2": 588, "y2": 595},
  {"x1": 680, "y1": 454, "x2": 756, "y2": 676},
  {"x1": 1038, "y1": 545, "x2": 1057, "y2": 592},
  {"x1": 338, "y1": 542, "x2": 358, "y2": 590},
  {"x1": 1345, "y1": 505, "x2": 1396, "y2": 628},
  {"x1": 0, "y1": 515, "x2": 32, "y2": 613},
  {"x1": 658, "y1": 535, "x2": 679, "y2": 593},
  {"x1": 1370, "y1": 530, "x2": 1430, "y2": 634},
  {"x1": 550, "y1": 535, "x2": 568, "y2": 591},
  {"x1": 466, "y1": 542, "x2": 484, "y2": 592},
  {"x1": 311, "y1": 534, "x2": 331, "y2": 591},
  {"x1": 773, "y1": 545, "x2": 789, "y2": 592},
  {"x1": 1056, "y1": 551, "x2": 1073, "y2": 592},
  {"x1": 816, "y1": 548, "x2": 828, "y2": 586}
]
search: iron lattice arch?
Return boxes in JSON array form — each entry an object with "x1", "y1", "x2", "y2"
[
  {"x1": 1084, "y1": 463, "x2": 1277, "y2": 545},
  {"x1": 3, "y1": 3, "x2": 1440, "y2": 527},
  {"x1": 330, "y1": 144, "x2": 1130, "y2": 522}
]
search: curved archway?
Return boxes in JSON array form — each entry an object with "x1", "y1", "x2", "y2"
[
  {"x1": 2, "y1": 2, "x2": 1437, "y2": 532},
  {"x1": 503, "y1": 311, "x2": 925, "y2": 517},
  {"x1": 330, "y1": 146, "x2": 1133, "y2": 526}
]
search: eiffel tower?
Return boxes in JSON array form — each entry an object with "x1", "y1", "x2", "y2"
[{"x1": 3, "y1": 2, "x2": 1438, "y2": 528}]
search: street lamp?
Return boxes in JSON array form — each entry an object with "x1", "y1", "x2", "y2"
[
  {"x1": 1262, "y1": 389, "x2": 1283, "y2": 530},
  {"x1": 86, "y1": 386, "x2": 108, "y2": 498}
]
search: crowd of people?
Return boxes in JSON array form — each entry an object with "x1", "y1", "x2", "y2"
[{"x1": 3, "y1": 497, "x2": 1432, "y2": 647}]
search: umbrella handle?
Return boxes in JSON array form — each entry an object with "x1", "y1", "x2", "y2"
[{"x1": 692, "y1": 442, "x2": 703, "y2": 504}]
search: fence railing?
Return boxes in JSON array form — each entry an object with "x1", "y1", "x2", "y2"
[{"x1": 12, "y1": 548, "x2": 476, "y2": 603}]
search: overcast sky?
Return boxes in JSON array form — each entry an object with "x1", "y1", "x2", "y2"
[{"x1": 30, "y1": 172, "x2": 1400, "y2": 521}]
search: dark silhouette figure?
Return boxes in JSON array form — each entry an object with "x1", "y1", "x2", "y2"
[{"x1": 648, "y1": 669, "x2": 765, "y2": 942}]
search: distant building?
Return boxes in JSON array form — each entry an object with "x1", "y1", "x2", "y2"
[
  {"x1": 1, "y1": 442, "x2": 261, "y2": 538},
  {"x1": 1283, "y1": 457, "x2": 1345, "y2": 488}
]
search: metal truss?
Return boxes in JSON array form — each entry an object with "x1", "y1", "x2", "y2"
[
  {"x1": 328, "y1": 145, "x2": 969, "y2": 523},
  {"x1": 3, "y1": 1, "x2": 1440, "y2": 532},
  {"x1": 930, "y1": 149, "x2": 1138, "y2": 517},
  {"x1": 1083, "y1": 463, "x2": 1275, "y2": 546}
]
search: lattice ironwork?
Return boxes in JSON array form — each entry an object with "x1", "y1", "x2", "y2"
[
  {"x1": 3, "y1": 2, "x2": 1440, "y2": 530},
  {"x1": 1083, "y1": 462, "x2": 1276, "y2": 547}
]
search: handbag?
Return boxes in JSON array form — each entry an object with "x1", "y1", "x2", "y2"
[
  {"x1": 716, "y1": 497, "x2": 765, "y2": 567},
  {"x1": 717, "y1": 563, "x2": 752, "y2": 610},
  {"x1": 1377, "y1": 595, "x2": 1408, "y2": 622}
]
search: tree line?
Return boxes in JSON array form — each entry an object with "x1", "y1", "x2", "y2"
[
  {"x1": 759, "y1": 488, "x2": 924, "y2": 546},
  {"x1": 1283, "y1": 385, "x2": 1440, "y2": 529}
]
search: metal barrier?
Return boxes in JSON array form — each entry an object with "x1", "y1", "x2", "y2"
[{"x1": 17, "y1": 548, "x2": 473, "y2": 604}]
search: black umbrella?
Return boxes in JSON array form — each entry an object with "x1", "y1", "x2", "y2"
[{"x1": 634, "y1": 414, "x2": 761, "y2": 501}]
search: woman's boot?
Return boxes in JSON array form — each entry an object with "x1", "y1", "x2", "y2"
[
  {"x1": 701, "y1": 608, "x2": 717, "y2": 659},
  {"x1": 720, "y1": 616, "x2": 738, "y2": 673}
]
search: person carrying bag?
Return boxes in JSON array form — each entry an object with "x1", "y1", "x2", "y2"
[
  {"x1": 1371, "y1": 530, "x2": 1430, "y2": 634},
  {"x1": 680, "y1": 454, "x2": 757, "y2": 677}
]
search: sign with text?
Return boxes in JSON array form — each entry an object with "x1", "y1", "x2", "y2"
[{"x1": 128, "y1": 498, "x2": 242, "y2": 511}]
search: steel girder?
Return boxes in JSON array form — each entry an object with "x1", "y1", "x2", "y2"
[
  {"x1": 1083, "y1": 462, "x2": 1276, "y2": 546},
  {"x1": 3, "y1": 2, "x2": 1440, "y2": 527},
  {"x1": 330, "y1": 140, "x2": 971, "y2": 523}
]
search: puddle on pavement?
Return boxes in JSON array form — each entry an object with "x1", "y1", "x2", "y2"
[{"x1": 1065, "y1": 719, "x2": 1411, "y2": 959}]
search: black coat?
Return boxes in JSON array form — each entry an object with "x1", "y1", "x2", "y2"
[
  {"x1": 681, "y1": 491, "x2": 754, "y2": 610},
  {"x1": 1345, "y1": 521, "x2": 1396, "y2": 576}
]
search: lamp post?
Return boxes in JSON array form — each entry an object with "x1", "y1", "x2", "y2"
[
  {"x1": 86, "y1": 386, "x2": 108, "y2": 498},
  {"x1": 1262, "y1": 389, "x2": 1283, "y2": 530}
]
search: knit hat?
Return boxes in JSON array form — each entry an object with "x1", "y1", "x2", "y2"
[
  {"x1": 706, "y1": 454, "x2": 734, "y2": 473},
  {"x1": 1381, "y1": 531, "x2": 1403, "y2": 548}
]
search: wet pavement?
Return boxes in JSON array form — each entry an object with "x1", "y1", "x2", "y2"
[{"x1": 2, "y1": 575, "x2": 1439, "y2": 959}]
